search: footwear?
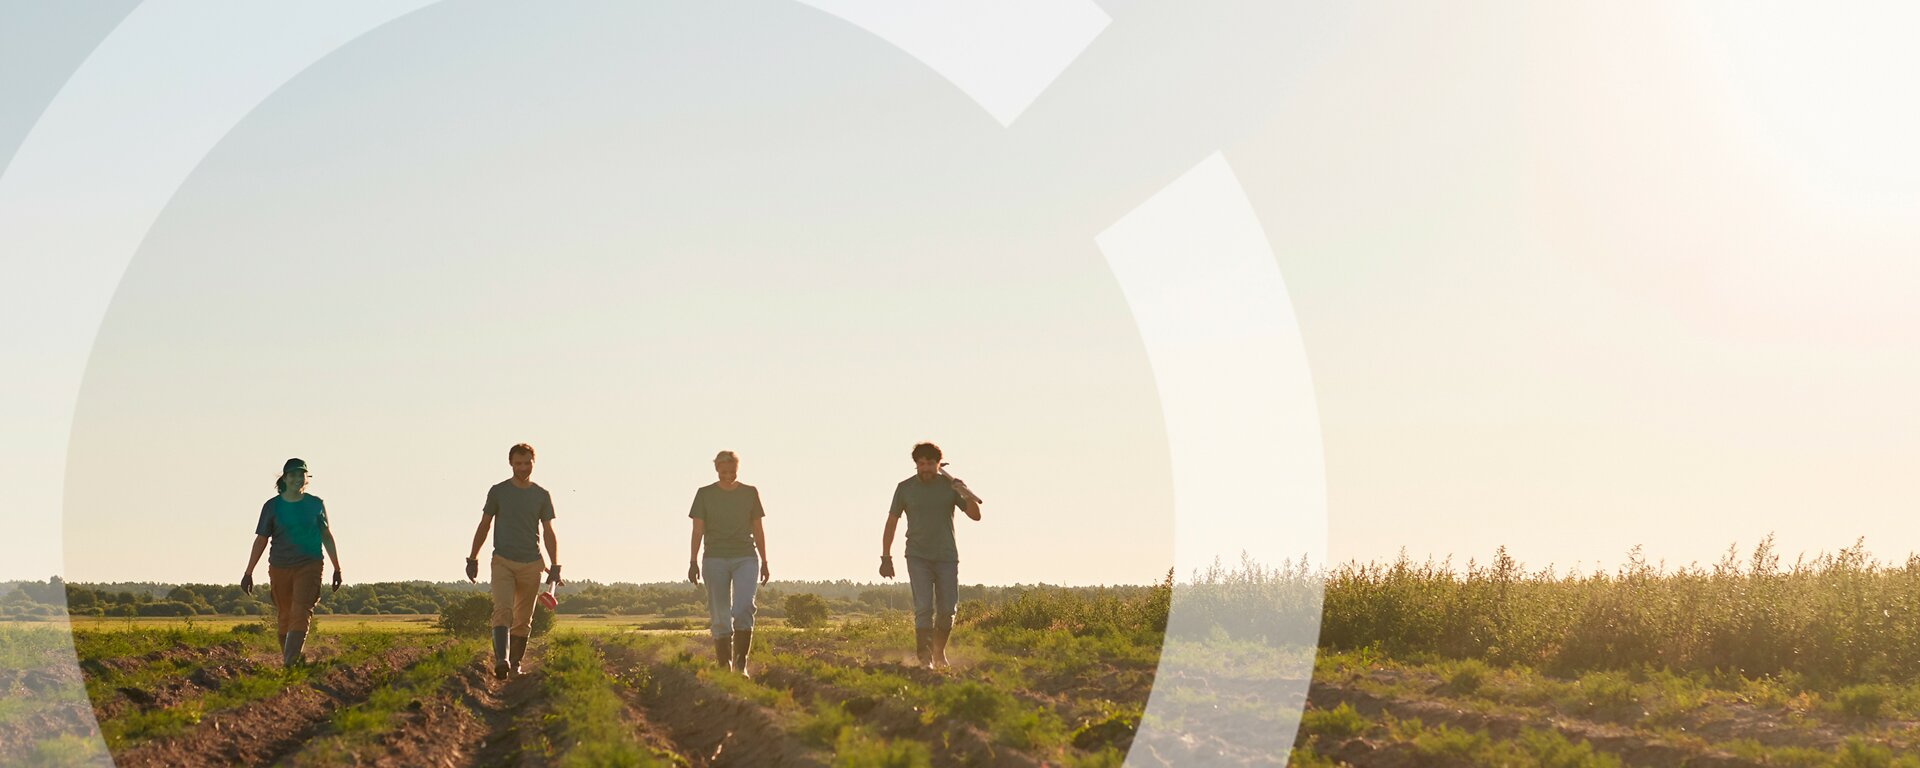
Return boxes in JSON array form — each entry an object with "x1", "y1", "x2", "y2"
[
  {"x1": 283, "y1": 631, "x2": 307, "y2": 669},
  {"x1": 732, "y1": 629, "x2": 753, "y2": 677},
  {"x1": 509, "y1": 635, "x2": 528, "y2": 676},
  {"x1": 914, "y1": 628, "x2": 933, "y2": 668},
  {"x1": 714, "y1": 634, "x2": 734, "y2": 673},
  {"x1": 931, "y1": 626, "x2": 951, "y2": 669},
  {"x1": 493, "y1": 659, "x2": 510, "y2": 680}
]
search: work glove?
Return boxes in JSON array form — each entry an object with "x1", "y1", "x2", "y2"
[
  {"x1": 465, "y1": 558, "x2": 479, "y2": 582},
  {"x1": 546, "y1": 564, "x2": 563, "y2": 585},
  {"x1": 240, "y1": 572, "x2": 254, "y2": 595},
  {"x1": 687, "y1": 561, "x2": 700, "y2": 584},
  {"x1": 331, "y1": 570, "x2": 343, "y2": 593},
  {"x1": 879, "y1": 555, "x2": 895, "y2": 579}
]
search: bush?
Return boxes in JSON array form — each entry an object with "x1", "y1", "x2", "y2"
[
  {"x1": 435, "y1": 594, "x2": 554, "y2": 638},
  {"x1": 785, "y1": 594, "x2": 830, "y2": 629},
  {"x1": 1300, "y1": 703, "x2": 1370, "y2": 740}
]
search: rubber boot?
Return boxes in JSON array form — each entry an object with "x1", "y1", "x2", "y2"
[
  {"x1": 914, "y1": 628, "x2": 933, "y2": 669},
  {"x1": 714, "y1": 634, "x2": 734, "y2": 672},
  {"x1": 283, "y1": 630, "x2": 307, "y2": 668},
  {"x1": 931, "y1": 626, "x2": 951, "y2": 670},
  {"x1": 732, "y1": 629, "x2": 753, "y2": 677},
  {"x1": 491, "y1": 626, "x2": 510, "y2": 680},
  {"x1": 509, "y1": 635, "x2": 529, "y2": 676},
  {"x1": 278, "y1": 633, "x2": 287, "y2": 653}
]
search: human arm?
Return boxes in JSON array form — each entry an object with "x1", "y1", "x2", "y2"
[
  {"x1": 754, "y1": 517, "x2": 770, "y2": 584},
  {"x1": 323, "y1": 528, "x2": 343, "y2": 591},
  {"x1": 242, "y1": 535, "x2": 269, "y2": 593},
  {"x1": 466, "y1": 514, "x2": 492, "y2": 581},
  {"x1": 541, "y1": 518, "x2": 562, "y2": 585},
  {"x1": 688, "y1": 519, "x2": 703, "y2": 582},
  {"x1": 879, "y1": 514, "x2": 899, "y2": 579},
  {"x1": 954, "y1": 482, "x2": 982, "y2": 521}
]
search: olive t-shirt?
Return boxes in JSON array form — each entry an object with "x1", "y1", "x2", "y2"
[
  {"x1": 484, "y1": 480, "x2": 555, "y2": 563},
  {"x1": 255, "y1": 494, "x2": 329, "y2": 568},
  {"x1": 690, "y1": 483, "x2": 764, "y2": 559},
  {"x1": 890, "y1": 476, "x2": 961, "y2": 562}
]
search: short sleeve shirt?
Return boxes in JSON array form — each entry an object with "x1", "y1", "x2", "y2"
[
  {"x1": 255, "y1": 494, "x2": 329, "y2": 568},
  {"x1": 891, "y1": 476, "x2": 961, "y2": 562},
  {"x1": 689, "y1": 483, "x2": 765, "y2": 559},
  {"x1": 484, "y1": 480, "x2": 555, "y2": 563}
]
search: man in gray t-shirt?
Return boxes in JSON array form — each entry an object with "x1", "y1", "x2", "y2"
[
  {"x1": 879, "y1": 442, "x2": 982, "y2": 669},
  {"x1": 465, "y1": 443, "x2": 563, "y2": 680}
]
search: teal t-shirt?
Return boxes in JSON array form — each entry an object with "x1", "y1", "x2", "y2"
[
  {"x1": 690, "y1": 483, "x2": 764, "y2": 559},
  {"x1": 484, "y1": 480, "x2": 555, "y2": 563},
  {"x1": 891, "y1": 476, "x2": 961, "y2": 562},
  {"x1": 255, "y1": 494, "x2": 329, "y2": 568}
]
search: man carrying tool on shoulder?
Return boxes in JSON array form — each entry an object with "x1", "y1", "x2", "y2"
[{"x1": 878, "y1": 441, "x2": 982, "y2": 669}]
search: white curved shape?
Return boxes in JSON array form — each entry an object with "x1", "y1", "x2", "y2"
[
  {"x1": 0, "y1": 4, "x2": 436, "y2": 759},
  {"x1": 1099, "y1": 152, "x2": 1324, "y2": 765},
  {"x1": 794, "y1": 0, "x2": 1109, "y2": 126},
  {"x1": 1097, "y1": 152, "x2": 1328, "y2": 575},
  {"x1": 0, "y1": 1, "x2": 440, "y2": 584}
]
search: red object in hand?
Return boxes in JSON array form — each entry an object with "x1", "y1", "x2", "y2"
[{"x1": 537, "y1": 584, "x2": 558, "y2": 610}]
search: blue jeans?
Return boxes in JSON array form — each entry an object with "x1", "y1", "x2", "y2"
[
  {"x1": 704, "y1": 555, "x2": 759, "y2": 637},
  {"x1": 907, "y1": 556, "x2": 958, "y2": 630}
]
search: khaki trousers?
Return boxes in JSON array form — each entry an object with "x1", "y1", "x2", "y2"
[
  {"x1": 490, "y1": 555, "x2": 544, "y2": 637},
  {"x1": 269, "y1": 561, "x2": 323, "y2": 634}
]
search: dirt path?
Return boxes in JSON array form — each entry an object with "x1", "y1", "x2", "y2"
[
  {"x1": 110, "y1": 643, "x2": 434, "y2": 768},
  {"x1": 597, "y1": 636, "x2": 825, "y2": 768}
]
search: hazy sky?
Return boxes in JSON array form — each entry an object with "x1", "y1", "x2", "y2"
[{"x1": 10, "y1": 1, "x2": 1920, "y2": 584}]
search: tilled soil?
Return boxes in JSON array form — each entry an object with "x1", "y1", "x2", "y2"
[
  {"x1": 597, "y1": 636, "x2": 826, "y2": 768},
  {"x1": 110, "y1": 643, "x2": 435, "y2": 768}
]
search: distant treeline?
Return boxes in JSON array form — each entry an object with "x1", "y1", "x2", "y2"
[{"x1": 0, "y1": 576, "x2": 1109, "y2": 620}]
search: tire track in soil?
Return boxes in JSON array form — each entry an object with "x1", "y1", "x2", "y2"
[
  {"x1": 1307, "y1": 682, "x2": 1765, "y2": 768},
  {"x1": 109, "y1": 642, "x2": 436, "y2": 768},
  {"x1": 597, "y1": 637, "x2": 826, "y2": 768}
]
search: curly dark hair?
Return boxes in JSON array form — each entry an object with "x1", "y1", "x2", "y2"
[{"x1": 910, "y1": 442, "x2": 942, "y2": 462}]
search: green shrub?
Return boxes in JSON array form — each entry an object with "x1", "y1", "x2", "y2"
[
  {"x1": 1299, "y1": 702, "x2": 1369, "y2": 740},
  {"x1": 785, "y1": 594, "x2": 830, "y2": 629}
]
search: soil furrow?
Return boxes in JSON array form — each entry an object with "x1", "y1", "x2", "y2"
[
  {"x1": 110, "y1": 642, "x2": 435, "y2": 768},
  {"x1": 598, "y1": 637, "x2": 825, "y2": 768}
]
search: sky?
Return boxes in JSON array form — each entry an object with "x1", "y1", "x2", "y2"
[{"x1": 7, "y1": 1, "x2": 1920, "y2": 585}]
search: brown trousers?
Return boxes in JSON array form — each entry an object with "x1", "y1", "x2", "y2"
[
  {"x1": 490, "y1": 555, "x2": 544, "y2": 638},
  {"x1": 269, "y1": 561, "x2": 324, "y2": 634}
]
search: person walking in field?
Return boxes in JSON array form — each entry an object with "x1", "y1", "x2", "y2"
[
  {"x1": 464, "y1": 443, "x2": 563, "y2": 679},
  {"x1": 687, "y1": 450, "x2": 771, "y2": 676},
  {"x1": 241, "y1": 458, "x2": 343, "y2": 668},
  {"x1": 879, "y1": 442, "x2": 982, "y2": 669}
]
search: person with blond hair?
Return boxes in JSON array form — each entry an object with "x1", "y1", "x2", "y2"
[
  {"x1": 241, "y1": 458, "x2": 342, "y2": 668},
  {"x1": 687, "y1": 450, "x2": 771, "y2": 675},
  {"x1": 465, "y1": 443, "x2": 563, "y2": 679}
]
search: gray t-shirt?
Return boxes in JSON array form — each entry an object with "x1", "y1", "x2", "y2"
[
  {"x1": 255, "y1": 494, "x2": 329, "y2": 568},
  {"x1": 484, "y1": 480, "x2": 554, "y2": 563},
  {"x1": 891, "y1": 476, "x2": 961, "y2": 562},
  {"x1": 689, "y1": 483, "x2": 765, "y2": 559}
]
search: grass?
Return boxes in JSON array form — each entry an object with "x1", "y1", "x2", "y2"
[
  {"x1": 542, "y1": 634, "x2": 676, "y2": 768},
  {"x1": 1300, "y1": 703, "x2": 1369, "y2": 740},
  {"x1": 281, "y1": 639, "x2": 480, "y2": 765}
]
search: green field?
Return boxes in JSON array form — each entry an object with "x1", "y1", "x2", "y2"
[{"x1": 8, "y1": 542, "x2": 1920, "y2": 766}]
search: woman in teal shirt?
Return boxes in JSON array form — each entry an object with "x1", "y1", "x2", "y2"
[{"x1": 241, "y1": 458, "x2": 343, "y2": 667}]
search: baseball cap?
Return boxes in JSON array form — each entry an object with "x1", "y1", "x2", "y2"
[{"x1": 282, "y1": 458, "x2": 311, "y2": 474}]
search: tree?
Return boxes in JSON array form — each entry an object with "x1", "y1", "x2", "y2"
[
  {"x1": 436, "y1": 594, "x2": 553, "y2": 638},
  {"x1": 784, "y1": 593, "x2": 829, "y2": 629}
]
